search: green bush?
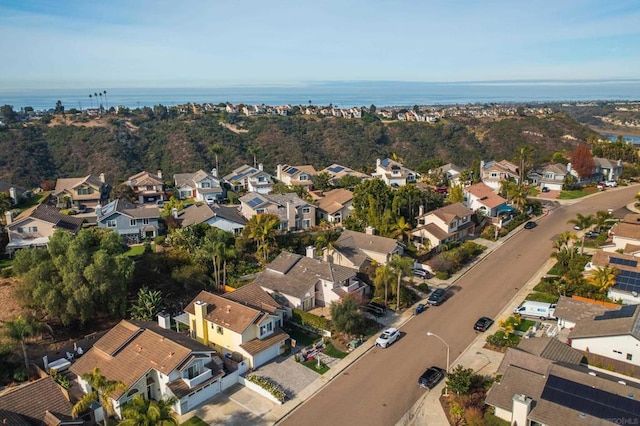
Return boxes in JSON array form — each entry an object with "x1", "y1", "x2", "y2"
[
  {"x1": 417, "y1": 283, "x2": 430, "y2": 292},
  {"x1": 292, "y1": 309, "x2": 330, "y2": 331},
  {"x1": 246, "y1": 374, "x2": 287, "y2": 402},
  {"x1": 0, "y1": 267, "x2": 13, "y2": 278},
  {"x1": 435, "y1": 271, "x2": 450, "y2": 280}
]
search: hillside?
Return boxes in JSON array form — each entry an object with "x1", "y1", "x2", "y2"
[{"x1": 0, "y1": 111, "x2": 598, "y2": 188}]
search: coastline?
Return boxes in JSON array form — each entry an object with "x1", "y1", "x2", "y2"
[{"x1": 589, "y1": 125, "x2": 640, "y2": 138}]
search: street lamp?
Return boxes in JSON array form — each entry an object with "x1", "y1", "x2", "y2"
[{"x1": 427, "y1": 331, "x2": 450, "y2": 395}]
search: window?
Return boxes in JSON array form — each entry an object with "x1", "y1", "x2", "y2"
[
  {"x1": 180, "y1": 190, "x2": 191, "y2": 199},
  {"x1": 186, "y1": 363, "x2": 201, "y2": 379},
  {"x1": 490, "y1": 172, "x2": 499, "y2": 178},
  {"x1": 216, "y1": 326, "x2": 223, "y2": 335},
  {"x1": 302, "y1": 219, "x2": 311, "y2": 229},
  {"x1": 613, "y1": 349, "x2": 622, "y2": 355},
  {"x1": 107, "y1": 219, "x2": 117, "y2": 228},
  {"x1": 302, "y1": 207, "x2": 310, "y2": 214},
  {"x1": 130, "y1": 219, "x2": 136, "y2": 226},
  {"x1": 627, "y1": 353, "x2": 633, "y2": 361},
  {"x1": 256, "y1": 208, "x2": 265, "y2": 214},
  {"x1": 28, "y1": 226, "x2": 38, "y2": 233},
  {"x1": 201, "y1": 181, "x2": 211, "y2": 188},
  {"x1": 77, "y1": 187, "x2": 94, "y2": 195},
  {"x1": 17, "y1": 227, "x2": 25, "y2": 233},
  {"x1": 143, "y1": 218, "x2": 149, "y2": 225},
  {"x1": 299, "y1": 174, "x2": 309, "y2": 181}
]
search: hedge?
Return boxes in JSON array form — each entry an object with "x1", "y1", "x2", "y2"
[
  {"x1": 246, "y1": 374, "x2": 287, "y2": 402},
  {"x1": 292, "y1": 309, "x2": 330, "y2": 331}
]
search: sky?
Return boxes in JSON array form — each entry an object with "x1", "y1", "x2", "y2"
[{"x1": 1, "y1": 0, "x2": 640, "y2": 89}]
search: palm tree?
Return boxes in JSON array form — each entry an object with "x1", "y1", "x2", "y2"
[
  {"x1": 103, "y1": 90, "x2": 108, "y2": 110},
  {"x1": 248, "y1": 145, "x2": 261, "y2": 168},
  {"x1": 389, "y1": 216, "x2": 411, "y2": 244},
  {"x1": 374, "y1": 264, "x2": 395, "y2": 307},
  {"x1": 594, "y1": 210, "x2": 611, "y2": 233},
  {"x1": 567, "y1": 213, "x2": 594, "y2": 254},
  {"x1": 89, "y1": 94, "x2": 93, "y2": 108},
  {"x1": 510, "y1": 184, "x2": 528, "y2": 213},
  {"x1": 245, "y1": 213, "x2": 280, "y2": 261},
  {"x1": 517, "y1": 145, "x2": 533, "y2": 184},
  {"x1": 210, "y1": 143, "x2": 223, "y2": 176},
  {"x1": 73, "y1": 367, "x2": 126, "y2": 425},
  {"x1": 389, "y1": 255, "x2": 413, "y2": 310},
  {"x1": 2, "y1": 315, "x2": 40, "y2": 374},
  {"x1": 587, "y1": 266, "x2": 618, "y2": 294},
  {"x1": 119, "y1": 394, "x2": 178, "y2": 426},
  {"x1": 99, "y1": 92, "x2": 103, "y2": 109}
]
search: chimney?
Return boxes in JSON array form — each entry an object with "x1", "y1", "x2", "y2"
[
  {"x1": 172, "y1": 207, "x2": 178, "y2": 219},
  {"x1": 258, "y1": 163, "x2": 264, "y2": 171},
  {"x1": 194, "y1": 300, "x2": 209, "y2": 344},
  {"x1": 419, "y1": 204, "x2": 424, "y2": 216},
  {"x1": 376, "y1": 158, "x2": 381, "y2": 168},
  {"x1": 365, "y1": 226, "x2": 376, "y2": 235},
  {"x1": 287, "y1": 201, "x2": 295, "y2": 231},
  {"x1": 8, "y1": 187, "x2": 18, "y2": 205},
  {"x1": 211, "y1": 168, "x2": 218, "y2": 178},
  {"x1": 306, "y1": 246, "x2": 317, "y2": 259},
  {"x1": 157, "y1": 169, "x2": 163, "y2": 179},
  {"x1": 157, "y1": 311, "x2": 171, "y2": 329},
  {"x1": 567, "y1": 162, "x2": 572, "y2": 172},
  {"x1": 5, "y1": 210, "x2": 13, "y2": 225},
  {"x1": 95, "y1": 204, "x2": 103, "y2": 217},
  {"x1": 99, "y1": 173, "x2": 105, "y2": 183},
  {"x1": 511, "y1": 394, "x2": 532, "y2": 426},
  {"x1": 276, "y1": 164, "x2": 283, "y2": 180}
]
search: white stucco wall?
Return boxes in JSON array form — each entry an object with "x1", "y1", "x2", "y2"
[{"x1": 570, "y1": 334, "x2": 640, "y2": 367}]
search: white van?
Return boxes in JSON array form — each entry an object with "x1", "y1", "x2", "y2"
[{"x1": 513, "y1": 301, "x2": 557, "y2": 320}]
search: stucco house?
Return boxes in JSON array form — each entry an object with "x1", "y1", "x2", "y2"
[
  {"x1": 70, "y1": 320, "x2": 224, "y2": 419},
  {"x1": 527, "y1": 163, "x2": 572, "y2": 191},
  {"x1": 553, "y1": 295, "x2": 619, "y2": 331},
  {"x1": 568, "y1": 304, "x2": 640, "y2": 367},
  {"x1": 5, "y1": 204, "x2": 84, "y2": 254},
  {"x1": 586, "y1": 250, "x2": 640, "y2": 304},
  {"x1": 238, "y1": 192, "x2": 316, "y2": 231},
  {"x1": 275, "y1": 164, "x2": 316, "y2": 190},
  {"x1": 314, "y1": 188, "x2": 353, "y2": 224},
  {"x1": 54, "y1": 174, "x2": 109, "y2": 210},
  {"x1": 185, "y1": 285, "x2": 289, "y2": 369},
  {"x1": 96, "y1": 199, "x2": 160, "y2": 244},
  {"x1": 432, "y1": 163, "x2": 463, "y2": 186},
  {"x1": 372, "y1": 158, "x2": 419, "y2": 187},
  {"x1": 608, "y1": 214, "x2": 640, "y2": 254},
  {"x1": 593, "y1": 157, "x2": 623, "y2": 182},
  {"x1": 320, "y1": 164, "x2": 370, "y2": 187},
  {"x1": 410, "y1": 203, "x2": 475, "y2": 251},
  {"x1": 463, "y1": 182, "x2": 509, "y2": 218},
  {"x1": 176, "y1": 203, "x2": 247, "y2": 234},
  {"x1": 174, "y1": 170, "x2": 225, "y2": 204},
  {"x1": 123, "y1": 170, "x2": 166, "y2": 204},
  {"x1": 252, "y1": 249, "x2": 365, "y2": 311},
  {"x1": 480, "y1": 160, "x2": 520, "y2": 191},
  {"x1": 323, "y1": 228, "x2": 404, "y2": 270},
  {"x1": 224, "y1": 164, "x2": 273, "y2": 194}
]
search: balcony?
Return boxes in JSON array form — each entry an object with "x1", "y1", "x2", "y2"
[{"x1": 182, "y1": 367, "x2": 212, "y2": 388}]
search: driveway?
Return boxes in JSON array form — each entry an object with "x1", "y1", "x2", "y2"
[{"x1": 252, "y1": 354, "x2": 323, "y2": 399}]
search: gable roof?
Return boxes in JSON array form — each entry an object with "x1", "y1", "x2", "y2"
[
  {"x1": 321, "y1": 164, "x2": 369, "y2": 183},
  {"x1": 420, "y1": 202, "x2": 473, "y2": 224},
  {"x1": 184, "y1": 291, "x2": 263, "y2": 334},
  {"x1": 54, "y1": 175, "x2": 104, "y2": 195},
  {"x1": 464, "y1": 182, "x2": 507, "y2": 209},
  {"x1": 125, "y1": 170, "x2": 163, "y2": 186},
  {"x1": 174, "y1": 170, "x2": 220, "y2": 188},
  {"x1": 70, "y1": 320, "x2": 213, "y2": 395},
  {"x1": 177, "y1": 203, "x2": 247, "y2": 228},
  {"x1": 611, "y1": 221, "x2": 640, "y2": 241},
  {"x1": 554, "y1": 296, "x2": 619, "y2": 324},
  {"x1": 253, "y1": 252, "x2": 358, "y2": 299},
  {"x1": 514, "y1": 337, "x2": 585, "y2": 365},
  {"x1": 0, "y1": 376, "x2": 73, "y2": 424},
  {"x1": 98, "y1": 199, "x2": 160, "y2": 220},
  {"x1": 335, "y1": 229, "x2": 400, "y2": 256},
  {"x1": 569, "y1": 304, "x2": 640, "y2": 340},
  {"x1": 10, "y1": 204, "x2": 84, "y2": 232},
  {"x1": 222, "y1": 283, "x2": 283, "y2": 314},
  {"x1": 224, "y1": 164, "x2": 263, "y2": 183},
  {"x1": 315, "y1": 188, "x2": 353, "y2": 215}
]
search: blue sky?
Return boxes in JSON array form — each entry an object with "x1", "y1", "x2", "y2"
[{"x1": 2, "y1": 0, "x2": 640, "y2": 88}]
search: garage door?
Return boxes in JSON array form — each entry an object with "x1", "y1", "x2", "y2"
[
  {"x1": 187, "y1": 381, "x2": 218, "y2": 410},
  {"x1": 253, "y1": 345, "x2": 281, "y2": 368}
]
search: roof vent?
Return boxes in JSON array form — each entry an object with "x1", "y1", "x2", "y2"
[
  {"x1": 226, "y1": 305, "x2": 231, "y2": 313},
  {"x1": 579, "y1": 413, "x2": 586, "y2": 419}
]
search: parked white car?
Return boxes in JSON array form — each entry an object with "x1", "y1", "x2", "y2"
[
  {"x1": 376, "y1": 327, "x2": 400, "y2": 348},
  {"x1": 605, "y1": 181, "x2": 618, "y2": 187}
]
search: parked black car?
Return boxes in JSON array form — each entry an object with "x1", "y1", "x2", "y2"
[
  {"x1": 418, "y1": 366, "x2": 446, "y2": 389},
  {"x1": 427, "y1": 288, "x2": 447, "y2": 306},
  {"x1": 524, "y1": 221, "x2": 537, "y2": 229},
  {"x1": 473, "y1": 316, "x2": 494, "y2": 332}
]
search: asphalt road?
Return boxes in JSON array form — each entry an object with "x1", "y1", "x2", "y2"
[{"x1": 279, "y1": 185, "x2": 639, "y2": 426}]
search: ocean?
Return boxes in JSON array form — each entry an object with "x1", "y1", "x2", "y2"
[{"x1": 2, "y1": 80, "x2": 640, "y2": 111}]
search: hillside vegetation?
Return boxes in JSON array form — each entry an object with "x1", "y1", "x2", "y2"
[{"x1": 0, "y1": 111, "x2": 597, "y2": 187}]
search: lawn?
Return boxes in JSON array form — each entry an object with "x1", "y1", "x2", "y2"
[
  {"x1": 301, "y1": 359, "x2": 330, "y2": 375},
  {"x1": 180, "y1": 417, "x2": 209, "y2": 426},
  {"x1": 512, "y1": 317, "x2": 536, "y2": 332},
  {"x1": 558, "y1": 187, "x2": 598, "y2": 199},
  {"x1": 0, "y1": 257, "x2": 12, "y2": 269},
  {"x1": 124, "y1": 245, "x2": 146, "y2": 257},
  {"x1": 287, "y1": 327, "x2": 320, "y2": 348},
  {"x1": 324, "y1": 342, "x2": 348, "y2": 359}
]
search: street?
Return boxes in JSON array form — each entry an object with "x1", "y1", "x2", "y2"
[{"x1": 278, "y1": 185, "x2": 639, "y2": 426}]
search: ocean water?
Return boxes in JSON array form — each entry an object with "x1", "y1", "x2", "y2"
[
  {"x1": 2, "y1": 80, "x2": 640, "y2": 111},
  {"x1": 600, "y1": 133, "x2": 640, "y2": 144}
]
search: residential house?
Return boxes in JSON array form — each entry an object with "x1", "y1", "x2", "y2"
[
  {"x1": 432, "y1": 163, "x2": 463, "y2": 186},
  {"x1": 223, "y1": 164, "x2": 273, "y2": 194},
  {"x1": 174, "y1": 170, "x2": 225, "y2": 204},
  {"x1": 480, "y1": 160, "x2": 520, "y2": 191},
  {"x1": 123, "y1": 170, "x2": 165, "y2": 204},
  {"x1": 5, "y1": 204, "x2": 84, "y2": 254},
  {"x1": 410, "y1": 203, "x2": 474, "y2": 251},
  {"x1": 185, "y1": 286, "x2": 289, "y2": 368},
  {"x1": 323, "y1": 228, "x2": 404, "y2": 270},
  {"x1": 70, "y1": 320, "x2": 224, "y2": 418},
  {"x1": 485, "y1": 337, "x2": 640, "y2": 426},
  {"x1": 0, "y1": 375, "x2": 76, "y2": 425},
  {"x1": 609, "y1": 214, "x2": 640, "y2": 254},
  {"x1": 527, "y1": 163, "x2": 572, "y2": 191},
  {"x1": 321, "y1": 164, "x2": 370, "y2": 187},
  {"x1": 96, "y1": 199, "x2": 160, "y2": 244},
  {"x1": 252, "y1": 249, "x2": 365, "y2": 311},
  {"x1": 0, "y1": 181, "x2": 29, "y2": 206},
  {"x1": 175, "y1": 203, "x2": 246, "y2": 234},
  {"x1": 554, "y1": 295, "x2": 619, "y2": 331},
  {"x1": 315, "y1": 188, "x2": 353, "y2": 224},
  {"x1": 586, "y1": 250, "x2": 640, "y2": 304},
  {"x1": 239, "y1": 192, "x2": 316, "y2": 231},
  {"x1": 463, "y1": 182, "x2": 510, "y2": 218},
  {"x1": 372, "y1": 158, "x2": 419, "y2": 187},
  {"x1": 275, "y1": 164, "x2": 316, "y2": 190},
  {"x1": 54, "y1": 174, "x2": 109, "y2": 210},
  {"x1": 568, "y1": 304, "x2": 640, "y2": 367},
  {"x1": 593, "y1": 157, "x2": 623, "y2": 182}
]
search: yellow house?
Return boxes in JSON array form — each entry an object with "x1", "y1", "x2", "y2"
[{"x1": 185, "y1": 284, "x2": 289, "y2": 368}]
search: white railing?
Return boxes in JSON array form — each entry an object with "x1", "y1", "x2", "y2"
[{"x1": 182, "y1": 367, "x2": 212, "y2": 388}]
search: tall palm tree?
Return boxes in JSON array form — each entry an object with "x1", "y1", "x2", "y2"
[
  {"x1": 209, "y1": 143, "x2": 223, "y2": 176},
  {"x1": 99, "y1": 92, "x2": 103, "y2": 109},
  {"x1": 119, "y1": 394, "x2": 178, "y2": 426},
  {"x1": 389, "y1": 216, "x2": 411, "y2": 244},
  {"x1": 594, "y1": 210, "x2": 611, "y2": 232},
  {"x1": 89, "y1": 94, "x2": 93, "y2": 108},
  {"x1": 248, "y1": 145, "x2": 261, "y2": 168},
  {"x1": 567, "y1": 213, "x2": 594, "y2": 254},
  {"x1": 2, "y1": 315, "x2": 40, "y2": 374},
  {"x1": 103, "y1": 90, "x2": 108, "y2": 110},
  {"x1": 374, "y1": 264, "x2": 395, "y2": 307},
  {"x1": 389, "y1": 255, "x2": 413, "y2": 310},
  {"x1": 517, "y1": 145, "x2": 533, "y2": 184},
  {"x1": 73, "y1": 367, "x2": 126, "y2": 425},
  {"x1": 245, "y1": 213, "x2": 280, "y2": 261},
  {"x1": 587, "y1": 266, "x2": 618, "y2": 294}
]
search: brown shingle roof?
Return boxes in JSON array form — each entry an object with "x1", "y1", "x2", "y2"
[
  {"x1": 240, "y1": 327, "x2": 289, "y2": 355},
  {"x1": 611, "y1": 221, "x2": 640, "y2": 240},
  {"x1": 223, "y1": 283, "x2": 282, "y2": 314},
  {"x1": 569, "y1": 304, "x2": 640, "y2": 339},
  {"x1": 316, "y1": 188, "x2": 353, "y2": 215},
  {"x1": 126, "y1": 171, "x2": 163, "y2": 186},
  {"x1": 178, "y1": 203, "x2": 246, "y2": 228},
  {"x1": 514, "y1": 336, "x2": 585, "y2": 365},
  {"x1": 429, "y1": 202, "x2": 474, "y2": 224},
  {"x1": 464, "y1": 182, "x2": 507, "y2": 209},
  {"x1": 184, "y1": 291, "x2": 262, "y2": 334},
  {"x1": 335, "y1": 229, "x2": 400, "y2": 257},
  {"x1": 554, "y1": 296, "x2": 618, "y2": 324},
  {"x1": 411, "y1": 223, "x2": 452, "y2": 242},
  {"x1": 0, "y1": 376, "x2": 73, "y2": 424},
  {"x1": 11, "y1": 204, "x2": 84, "y2": 232}
]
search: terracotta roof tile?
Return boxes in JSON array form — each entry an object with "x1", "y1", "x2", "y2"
[
  {"x1": 184, "y1": 291, "x2": 262, "y2": 334},
  {"x1": 240, "y1": 328, "x2": 289, "y2": 355},
  {"x1": 0, "y1": 376, "x2": 73, "y2": 424}
]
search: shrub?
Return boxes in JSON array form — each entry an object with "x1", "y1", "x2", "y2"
[
  {"x1": 292, "y1": 309, "x2": 330, "y2": 331},
  {"x1": 435, "y1": 271, "x2": 450, "y2": 280},
  {"x1": 246, "y1": 374, "x2": 286, "y2": 402},
  {"x1": 417, "y1": 283, "x2": 430, "y2": 292}
]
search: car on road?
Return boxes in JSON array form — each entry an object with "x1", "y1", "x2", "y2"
[
  {"x1": 473, "y1": 316, "x2": 494, "y2": 332},
  {"x1": 605, "y1": 180, "x2": 618, "y2": 187},
  {"x1": 585, "y1": 231, "x2": 600, "y2": 239},
  {"x1": 573, "y1": 224, "x2": 582, "y2": 230},
  {"x1": 418, "y1": 366, "x2": 446, "y2": 389},
  {"x1": 524, "y1": 221, "x2": 537, "y2": 229},
  {"x1": 375, "y1": 327, "x2": 400, "y2": 348},
  {"x1": 412, "y1": 269, "x2": 429, "y2": 279},
  {"x1": 427, "y1": 288, "x2": 447, "y2": 306}
]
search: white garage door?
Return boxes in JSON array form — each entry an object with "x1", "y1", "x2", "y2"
[
  {"x1": 187, "y1": 381, "x2": 218, "y2": 410},
  {"x1": 253, "y1": 345, "x2": 281, "y2": 368}
]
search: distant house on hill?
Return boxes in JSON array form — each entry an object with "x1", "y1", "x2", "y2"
[
  {"x1": 372, "y1": 158, "x2": 419, "y2": 187},
  {"x1": 276, "y1": 164, "x2": 316, "y2": 190},
  {"x1": 175, "y1": 203, "x2": 246, "y2": 234},
  {"x1": 54, "y1": 174, "x2": 109, "y2": 210},
  {"x1": 123, "y1": 170, "x2": 166, "y2": 204},
  {"x1": 174, "y1": 169, "x2": 225, "y2": 204},
  {"x1": 223, "y1": 164, "x2": 273, "y2": 194}
]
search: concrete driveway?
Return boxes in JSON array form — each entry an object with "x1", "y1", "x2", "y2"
[{"x1": 252, "y1": 354, "x2": 323, "y2": 399}]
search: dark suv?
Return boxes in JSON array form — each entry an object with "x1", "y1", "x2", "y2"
[
  {"x1": 427, "y1": 288, "x2": 447, "y2": 306},
  {"x1": 418, "y1": 366, "x2": 445, "y2": 389}
]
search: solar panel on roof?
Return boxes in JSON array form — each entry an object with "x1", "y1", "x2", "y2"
[
  {"x1": 380, "y1": 159, "x2": 390, "y2": 167},
  {"x1": 328, "y1": 165, "x2": 345, "y2": 173},
  {"x1": 610, "y1": 257, "x2": 638, "y2": 267},
  {"x1": 246, "y1": 197, "x2": 263, "y2": 208},
  {"x1": 541, "y1": 375, "x2": 640, "y2": 420},
  {"x1": 595, "y1": 304, "x2": 637, "y2": 320},
  {"x1": 612, "y1": 270, "x2": 640, "y2": 294}
]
